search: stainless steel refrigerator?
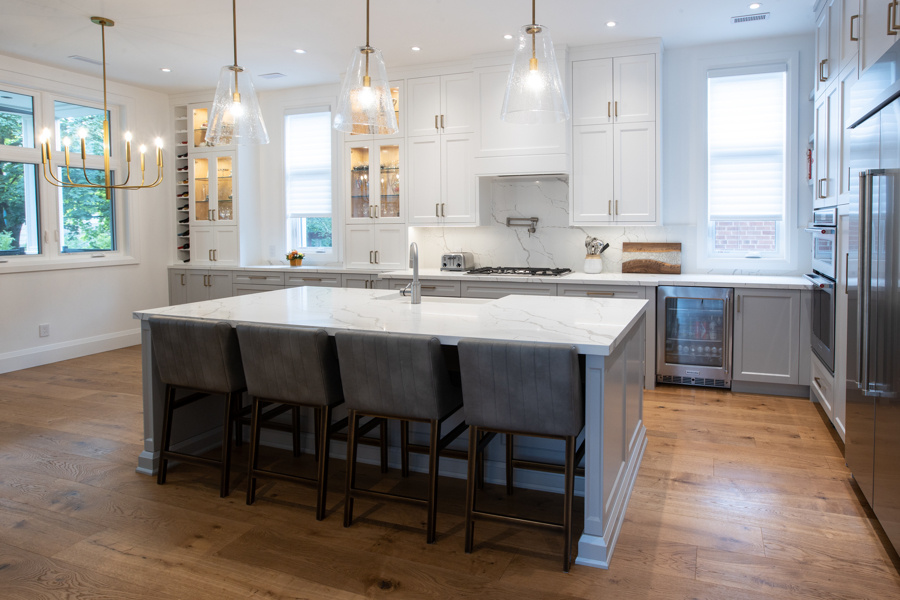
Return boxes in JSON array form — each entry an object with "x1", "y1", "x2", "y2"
[{"x1": 846, "y1": 41, "x2": 900, "y2": 553}]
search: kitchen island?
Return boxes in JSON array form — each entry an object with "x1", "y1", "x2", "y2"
[{"x1": 133, "y1": 286, "x2": 647, "y2": 569}]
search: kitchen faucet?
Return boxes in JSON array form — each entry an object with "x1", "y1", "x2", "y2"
[{"x1": 401, "y1": 242, "x2": 421, "y2": 304}]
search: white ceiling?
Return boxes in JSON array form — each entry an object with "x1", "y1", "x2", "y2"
[{"x1": 0, "y1": 0, "x2": 817, "y2": 95}]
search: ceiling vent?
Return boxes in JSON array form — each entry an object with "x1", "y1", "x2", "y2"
[
  {"x1": 258, "y1": 72, "x2": 286, "y2": 79},
  {"x1": 68, "y1": 55, "x2": 102, "y2": 66},
  {"x1": 731, "y1": 13, "x2": 770, "y2": 24}
]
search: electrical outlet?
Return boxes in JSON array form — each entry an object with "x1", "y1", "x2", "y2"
[{"x1": 39, "y1": 323, "x2": 50, "y2": 337}]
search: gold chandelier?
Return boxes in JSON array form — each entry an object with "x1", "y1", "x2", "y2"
[{"x1": 38, "y1": 16, "x2": 163, "y2": 200}]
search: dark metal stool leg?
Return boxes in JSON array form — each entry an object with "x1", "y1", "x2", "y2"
[
  {"x1": 426, "y1": 419, "x2": 440, "y2": 544},
  {"x1": 157, "y1": 384, "x2": 176, "y2": 485},
  {"x1": 246, "y1": 397, "x2": 263, "y2": 505},
  {"x1": 563, "y1": 435, "x2": 576, "y2": 572},
  {"x1": 344, "y1": 410, "x2": 359, "y2": 527},
  {"x1": 506, "y1": 433, "x2": 514, "y2": 495},
  {"x1": 379, "y1": 418, "x2": 389, "y2": 473},
  {"x1": 220, "y1": 392, "x2": 236, "y2": 497},
  {"x1": 465, "y1": 425, "x2": 478, "y2": 553},
  {"x1": 400, "y1": 420, "x2": 410, "y2": 477},
  {"x1": 292, "y1": 406, "x2": 302, "y2": 458},
  {"x1": 233, "y1": 394, "x2": 243, "y2": 447},
  {"x1": 315, "y1": 404, "x2": 332, "y2": 521}
]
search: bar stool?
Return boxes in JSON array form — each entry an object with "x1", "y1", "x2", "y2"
[
  {"x1": 149, "y1": 315, "x2": 246, "y2": 498},
  {"x1": 335, "y1": 330, "x2": 467, "y2": 544},
  {"x1": 457, "y1": 338, "x2": 586, "y2": 572},
  {"x1": 236, "y1": 323, "x2": 354, "y2": 520}
]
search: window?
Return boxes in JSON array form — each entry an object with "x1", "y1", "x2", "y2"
[
  {"x1": 1, "y1": 90, "x2": 35, "y2": 148},
  {"x1": 0, "y1": 162, "x2": 40, "y2": 255},
  {"x1": 58, "y1": 168, "x2": 116, "y2": 252},
  {"x1": 707, "y1": 66, "x2": 787, "y2": 260},
  {"x1": 54, "y1": 101, "x2": 109, "y2": 155},
  {"x1": 285, "y1": 109, "x2": 333, "y2": 255}
]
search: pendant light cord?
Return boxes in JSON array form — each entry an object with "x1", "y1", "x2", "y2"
[
  {"x1": 232, "y1": 0, "x2": 239, "y2": 91},
  {"x1": 531, "y1": 0, "x2": 536, "y2": 60},
  {"x1": 365, "y1": 0, "x2": 370, "y2": 77}
]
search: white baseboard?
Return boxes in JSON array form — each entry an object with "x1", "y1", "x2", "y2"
[{"x1": 0, "y1": 329, "x2": 141, "y2": 374}]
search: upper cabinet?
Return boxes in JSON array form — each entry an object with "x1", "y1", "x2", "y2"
[
  {"x1": 407, "y1": 74, "x2": 475, "y2": 137},
  {"x1": 344, "y1": 139, "x2": 404, "y2": 224},
  {"x1": 861, "y1": 0, "x2": 894, "y2": 74},
  {"x1": 572, "y1": 55, "x2": 656, "y2": 126}
]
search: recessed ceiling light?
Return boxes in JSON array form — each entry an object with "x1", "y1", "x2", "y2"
[
  {"x1": 411, "y1": 46, "x2": 421, "y2": 52},
  {"x1": 504, "y1": 34, "x2": 513, "y2": 40},
  {"x1": 160, "y1": 68, "x2": 171, "y2": 72},
  {"x1": 293, "y1": 48, "x2": 306, "y2": 54},
  {"x1": 749, "y1": 2, "x2": 761, "y2": 8},
  {"x1": 606, "y1": 21, "x2": 617, "y2": 27},
  {"x1": 259, "y1": 72, "x2": 286, "y2": 79}
]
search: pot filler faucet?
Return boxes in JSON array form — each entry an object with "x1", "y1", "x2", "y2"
[{"x1": 401, "y1": 242, "x2": 422, "y2": 304}]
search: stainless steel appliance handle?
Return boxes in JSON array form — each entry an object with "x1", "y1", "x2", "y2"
[
  {"x1": 724, "y1": 291, "x2": 733, "y2": 375},
  {"x1": 804, "y1": 273, "x2": 834, "y2": 289},
  {"x1": 859, "y1": 170, "x2": 874, "y2": 393},
  {"x1": 804, "y1": 227, "x2": 836, "y2": 235}
]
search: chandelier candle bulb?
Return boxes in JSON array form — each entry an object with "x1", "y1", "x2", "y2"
[
  {"x1": 140, "y1": 145, "x2": 146, "y2": 172},
  {"x1": 125, "y1": 132, "x2": 132, "y2": 162}
]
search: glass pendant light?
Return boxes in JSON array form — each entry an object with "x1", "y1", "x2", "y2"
[
  {"x1": 501, "y1": 0, "x2": 570, "y2": 124},
  {"x1": 207, "y1": 0, "x2": 269, "y2": 146},
  {"x1": 333, "y1": 0, "x2": 398, "y2": 135}
]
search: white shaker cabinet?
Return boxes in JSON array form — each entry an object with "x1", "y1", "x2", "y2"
[
  {"x1": 813, "y1": 82, "x2": 841, "y2": 208},
  {"x1": 733, "y1": 289, "x2": 802, "y2": 385},
  {"x1": 572, "y1": 54, "x2": 655, "y2": 126},
  {"x1": 861, "y1": 0, "x2": 897, "y2": 74},
  {"x1": 407, "y1": 134, "x2": 475, "y2": 225},
  {"x1": 344, "y1": 224, "x2": 407, "y2": 270},
  {"x1": 407, "y1": 73, "x2": 475, "y2": 137},
  {"x1": 185, "y1": 269, "x2": 233, "y2": 303}
]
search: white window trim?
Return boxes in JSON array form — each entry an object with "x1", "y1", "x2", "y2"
[
  {"x1": 0, "y1": 75, "x2": 141, "y2": 274},
  {"x1": 281, "y1": 101, "x2": 340, "y2": 266},
  {"x1": 694, "y1": 51, "x2": 800, "y2": 272}
]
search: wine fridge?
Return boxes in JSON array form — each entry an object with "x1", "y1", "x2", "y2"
[{"x1": 656, "y1": 286, "x2": 733, "y2": 388}]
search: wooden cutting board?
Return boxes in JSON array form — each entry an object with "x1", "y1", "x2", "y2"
[{"x1": 622, "y1": 242, "x2": 682, "y2": 274}]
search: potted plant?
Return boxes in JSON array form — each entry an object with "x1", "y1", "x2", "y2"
[{"x1": 286, "y1": 250, "x2": 305, "y2": 267}]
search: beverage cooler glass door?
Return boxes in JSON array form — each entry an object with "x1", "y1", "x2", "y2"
[{"x1": 656, "y1": 286, "x2": 733, "y2": 388}]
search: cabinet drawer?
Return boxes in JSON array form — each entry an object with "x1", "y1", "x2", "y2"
[
  {"x1": 285, "y1": 273, "x2": 342, "y2": 288},
  {"x1": 460, "y1": 281, "x2": 556, "y2": 299},
  {"x1": 557, "y1": 283, "x2": 645, "y2": 299},
  {"x1": 387, "y1": 279, "x2": 461, "y2": 297},
  {"x1": 233, "y1": 283, "x2": 283, "y2": 297},
  {"x1": 810, "y1": 351, "x2": 835, "y2": 420},
  {"x1": 232, "y1": 271, "x2": 285, "y2": 285}
]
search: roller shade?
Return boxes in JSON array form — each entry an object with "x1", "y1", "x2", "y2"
[
  {"x1": 708, "y1": 68, "x2": 786, "y2": 221},
  {"x1": 285, "y1": 110, "x2": 332, "y2": 216}
]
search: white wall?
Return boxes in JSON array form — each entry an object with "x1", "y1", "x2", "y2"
[{"x1": 0, "y1": 54, "x2": 171, "y2": 373}]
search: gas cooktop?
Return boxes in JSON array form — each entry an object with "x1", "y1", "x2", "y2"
[{"x1": 466, "y1": 267, "x2": 572, "y2": 277}]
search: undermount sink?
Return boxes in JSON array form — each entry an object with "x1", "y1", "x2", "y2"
[{"x1": 375, "y1": 293, "x2": 488, "y2": 305}]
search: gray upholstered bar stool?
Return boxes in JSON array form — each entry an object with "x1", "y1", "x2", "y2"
[
  {"x1": 335, "y1": 330, "x2": 467, "y2": 544},
  {"x1": 457, "y1": 338, "x2": 586, "y2": 572},
  {"x1": 236, "y1": 323, "x2": 352, "y2": 520},
  {"x1": 149, "y1": 315, "x2": 246, "y2": 498}
]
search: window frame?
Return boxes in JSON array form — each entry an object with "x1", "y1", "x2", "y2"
[
  {"x1": 695, "y1": 52, "x2": 800, "y2": 272},
  {"x1": 0, "y1": 77, "x2": 140, "y2": 273},
  {"x1": 282, "y1": 104, "x2": 339, "y2": 264}
]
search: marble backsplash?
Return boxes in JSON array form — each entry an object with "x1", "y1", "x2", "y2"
[{"x1": 408, "y1": 178, "x2": 801, "y2": 275}]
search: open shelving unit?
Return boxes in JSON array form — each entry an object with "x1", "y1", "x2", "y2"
[{"x1": 173, "y1": 105, "x2": 190, "y2": 263}]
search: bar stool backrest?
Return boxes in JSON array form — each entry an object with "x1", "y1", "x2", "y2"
[
  {"x1": 236, "y1": 324, "x2": 343, "y2": 407},
  {"x1": 335, "y1": 330, "x2": 459, "y2": 421},
  {"x1": 457, "y1": 339, "x2": 584, "y2": 437},
  {"x1": 148, "y1": 316, "x2": 246, "y2": 394}
]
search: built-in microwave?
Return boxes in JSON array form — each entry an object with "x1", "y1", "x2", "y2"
[{"x1": 807, "y1": 207, "x2": 837, "y2": 280}]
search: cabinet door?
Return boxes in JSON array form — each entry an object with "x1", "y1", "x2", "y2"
[
  {"x1": 208, "y1": 271, "x2": 233, "y2": 300},
  {"x1": 213, "y1": 155, "x2": 234, "y2": 224},
  {"x1": 733, "y1": 289, "x2": 800, "y2": 384},
  {"x1": 861, "y1": 0, "x2": 896, "y2": 74},
  {"x1": 816, "y1": 1, "x2": 833, "y2": 96},
  {"x1": 186, "y1": 270, "x2": 209, "y2": 303},
  {"x1": 374, "y1": 141, "x2": 403, "y2": 222},
  {"x1": 191, "y1": 226, "x2": 214, "y2": 265},
  {"x1": 213, "y1": 227, "x2": 238, "y2": 265},
  {"x1": 842, "y1": 0, "x2": 861, "y2": 70},
  {"x1": 407, "y1": 76, "x2": 442, "y2": 137},
  {"x1": 285, "y1": 273, "x2": 342, "y2": 288},
  {"x1": 572, "y1": 58, "x2": 613, "y2": 126},
  {"x1": 373, "y1": 225, "x2": 407, "y2": 270},
  {"x1": 407, "y1": 136, "x2": 442, "y2": 224},
  {"x1": 342, "y1": 273, "x2": 374, "y2": 288},
  {"x1": 441, "y1": 134, "x2": 475, "y2": 224},
  {"x1": 345, "y1": 141, "x2": 373, "y2": 224},
  {"x1": 813, "y1": 92, "x2": 831, "y2": 208},
  {"x1": 838, "y1": 62, "x2": 859, "y2": 205},
  {"x1": 834, "y1": 212, "x2": 850, "y2": 440},
  {"x1": 191, "y1": 157, "x2": 211, "y2": 225},
  {"x1": 344, "y1": 225, "x2": 376, "y2": 269},
  {"x1": 189, "y1": 103, "x2": 210, "y2": 151},
  {"x1": 613, "y1": 55, "x2": 656, "y2": 124},
  {"x1": 572, "y1": 125, "x2": 614, "y2": 224},
  {"x1": 614, "y1": 122, "x2": 656, "y2": 222},
  {"x1": 441, "y1": 72, "x2": 475, "y2": 134},
  {"x1": 169, "y1": 269, "x2": 187, "y2": 305}
]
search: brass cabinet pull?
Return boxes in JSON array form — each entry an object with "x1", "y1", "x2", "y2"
[
  {"x1": 893, "y1": 0, "x2": 900, "y2": 31},
  {"x1": 203, "y1": 274, "x2": 208, "y2": 287},
  {"x1": 212, "y1": 209, "x2": 216, "y2": 221},
  {"x1": 850, "y1": 14, "x2": 859, "y2": 40},
  {"x1": 607, "y1": 101, "x2": 611, "y2": 118},
  {"x1": 587, "y1": 291, "x2": 615, "y2": 297},
  {"x1": 814, "y1": 376, "x2": 823, "y2": 389},
  {"x1": 369, "y1": 250, "x2": 374, "y2": 264},
  {"x1": 180, "y1": 273, "x2": 185, "y2": 286},
  {"x1": 436, "y1": 203, "x2": 440, "y2": 218},
  {"x1": 208, "y1": 249, "x2": 213, "y2": 261},
  {"x1": 422, "y1": 285, "x2": 437, "y2": 290},
  {"x1": 374, "y1": 250, "x2": 380, "y2": 264},
  {"x1": 890, "y1": 2, "x2": 897, "y2": 35},
  {"x1": 818, "y1": 178, "x2": 828, "y2": 199},
  {"x1": 441, "y1": 203, "x2": 445, "y2": 217},
  {"x1": 248, "y1": 275, "x2": 266, "y2": 280},
  {"x1": 375, "y1": 205, "x2": 379, "y2": 218},
  {"x1": 845, "y1": 252, "x2": 850, "y2": 294},
  {"x1": 615, "y1": 200, "x2": 619, "y2": 215},
  {"x1": 737, "y1": 295, "x2": 741, "y2": 313},
  {"x1": 441, "y1": 114, "x2": 445, "y2": 129},
  {"x1": 208, "y1": 209, "x2": 212, "y2": 221},
  {"x1": 435, "y1": 115, "x2": 439, "y2": 130},
  {"x1": 819, "y1": 59, "x2": 829, "y2": 82},
  {"x1": 615, "y1": 101, "x2": 618, "y2": 117},
  {"x1": 608, "y1": 200, "x2": 612, "y2": 215},
  {"x1": 299, "y1": 278, "x2": 322, "y2": 282}
]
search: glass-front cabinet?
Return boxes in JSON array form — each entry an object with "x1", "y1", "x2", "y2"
[
  {"x1": 192, "y1": 105, "x2": 208, "y2": 150},
  {"x1": 345, "y1": 140, "x2": 403, "y2": 224},
  {"x1": 190, "y1": 152, "x2": 238, "y2": 265}
]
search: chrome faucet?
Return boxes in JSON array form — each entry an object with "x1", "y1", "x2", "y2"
[{"x1": 401, "y1": 242, "x2": 422, "y2": 304}]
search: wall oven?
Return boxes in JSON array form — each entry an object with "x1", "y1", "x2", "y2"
[{"x1": 805, "y1": 207, "x2": 838, "y2": 373}]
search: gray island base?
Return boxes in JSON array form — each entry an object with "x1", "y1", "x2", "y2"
[{"x1": 133, "y1": 286, "x2": 647, "y2": 569}]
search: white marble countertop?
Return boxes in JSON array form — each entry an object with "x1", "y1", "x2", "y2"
[
  {"x1": 378, "y1": 268, "x2": 813, "y2": 289},
  {"x1": 134, "y1": 286, "x2": 647, "y2": 357}
]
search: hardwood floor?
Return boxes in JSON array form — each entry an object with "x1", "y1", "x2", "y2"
[{"x1": 1, "y1": 347, "x2": 899, "y2": 599}]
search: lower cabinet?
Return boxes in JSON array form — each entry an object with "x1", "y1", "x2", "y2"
[
  {"x1": 285, "y1": 272, "x2": 342, "y2": 288},
  {"x1": 233, "y1": 283, "x2": 283, "y2": 296},
  {"x1": 386, "y1": 278, "x2": 461, "y2": 297},
  {"x1": 169, "y1": 269, "x2": 187, "y2": 305},
  {"x1": 460, "y1": 281, "x2": 557, "y2": 298},
  {"x1": 733, "y1": 288, "x2": 802, "y2": 385},
  {"x1": 192, "y1": 226, "x2": 238, "y2": 266},
  {"x1": 345, "y1": 225, "x2": 407, "y2": 269},
  {"x1": 342, "y1": 273, "x2": 389, "y2": 289},
  {"x1": 186, "y1": 270, "x2": 233, "y2": 303}
]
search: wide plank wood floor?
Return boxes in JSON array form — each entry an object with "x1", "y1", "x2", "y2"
[{"x1": 1, "y1": 346, "x2": 900, "y2": 599}]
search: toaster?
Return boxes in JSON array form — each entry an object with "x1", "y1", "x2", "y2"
[{"x1": 441, "y1": 252, "x2": 475, "y2": 271}]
